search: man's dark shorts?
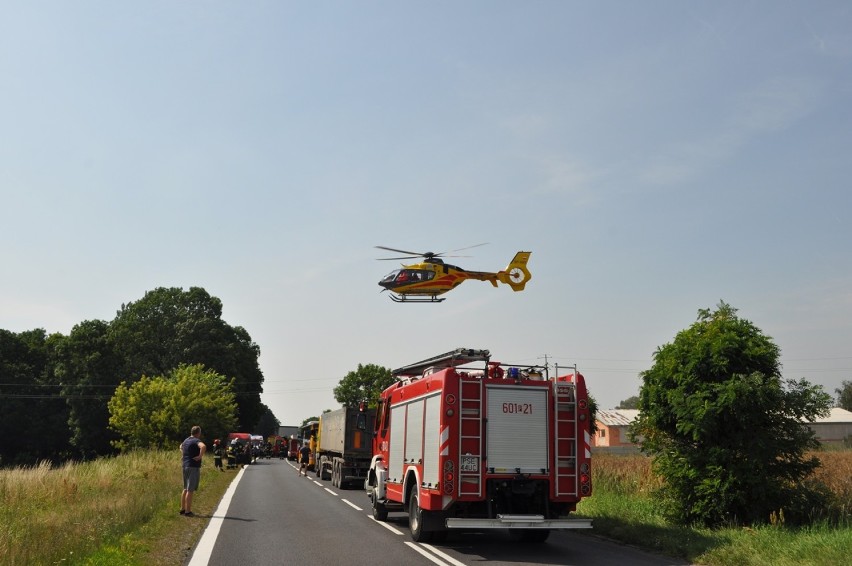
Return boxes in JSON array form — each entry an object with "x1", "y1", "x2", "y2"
[{"x1": 183, "y1": 466, "x2": 200, "y2": 491}]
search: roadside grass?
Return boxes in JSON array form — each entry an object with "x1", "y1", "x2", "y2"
[
  {"x1": 578, "y1": 451, "x2": 852, "y2": 566},
  {"x1": 0, "y1": 450, "x2": 236, "y2": 566}
]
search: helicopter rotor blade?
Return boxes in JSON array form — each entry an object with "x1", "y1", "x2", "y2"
[
  {"x1": 447, "y1": 242, "x2": 489, "y2": 253},
  {"x1": 376, "y1": 243, "x2": 488, "y2": 261},
  {"x1": 432, "y1": 243, "x2": 489, "y2": 258},
  {"x1": 375, "y1": 245, "x2": 426, "y2": 256}
]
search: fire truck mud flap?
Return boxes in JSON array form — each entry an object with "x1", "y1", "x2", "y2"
[{"x1": 445, "y1": 515, "x2": 592, "y2": 530}]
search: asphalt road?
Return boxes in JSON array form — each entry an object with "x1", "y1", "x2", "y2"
[{"x1": 190, "y1": 458, "x2": 688, "y2": 566}]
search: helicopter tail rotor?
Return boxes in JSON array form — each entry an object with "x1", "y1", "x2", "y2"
[{"x1": 497, "y1": 251, "x2": 532, "y2": 291}]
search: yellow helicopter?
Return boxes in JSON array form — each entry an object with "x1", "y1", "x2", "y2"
[{"x1": 376, "y1": 245, "x2": 532, "y2": 302}]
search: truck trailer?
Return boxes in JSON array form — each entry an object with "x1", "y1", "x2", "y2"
[
  {"x1": 278, "y1": 425, "x2": 299, "y2": 440},
  {"x1": 365, "y1": 348, "x2": 593, "y2": 542},
  {"x1": 316, "y1": 406, "x2": 377, "y2": 489}
]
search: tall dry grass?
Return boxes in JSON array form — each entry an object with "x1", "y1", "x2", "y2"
[
  {"x1": 590, "y1": 451, "x2": 661, "y2": 495},
  {"x1": 583, "y1": 450, "x2": 852, "y2": 566},
  {"x1": 589, "y1": 450, "x2": 852, "y2": 520},
  {"x1": 810, "y1": 450, "x2": 852, "y2": 519},
  {"x1": 0, "y1": 450, "x2": 180, "y2": 566}
]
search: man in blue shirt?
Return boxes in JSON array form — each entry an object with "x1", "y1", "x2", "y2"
[
  {"x1": 298, "y1": 442, "x2": 311, "y2": 476},
  {"x1": 180, "y1": 425, "x2": 206, "y2": 516}
]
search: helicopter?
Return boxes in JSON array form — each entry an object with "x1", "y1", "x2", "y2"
[{"x1": 376, "y1": 245, "x2": 532, "y2": 302}]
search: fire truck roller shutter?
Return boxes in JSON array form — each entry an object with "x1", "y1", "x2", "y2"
[
  {"x1": 405, "y1": 400, "x2": 424, "y2": 465},
  {"x1": 486, "y1": 386, "x2": 549, "y2": 473},
  {"x1": 389, "y1": 405, "x2": 406, "y2": 482},
  {"x1": 423, "y1": 394, "x2": 441, "y2": 488}
]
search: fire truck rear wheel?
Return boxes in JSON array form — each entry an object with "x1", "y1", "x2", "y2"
[{"x1": 408, "y1": 493, "x2": 434, "y2": 543}]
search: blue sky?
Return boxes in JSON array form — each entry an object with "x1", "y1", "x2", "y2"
[{"x1": 2, "y1": 1, "x2": 850, "y2": 425}]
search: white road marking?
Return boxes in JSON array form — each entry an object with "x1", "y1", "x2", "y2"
[
  {"x1": 186, "y1": 466, "x2": 246, "y2": 566},
  {"x1": 421, "y1": 543, "x2": 468, "y2": 566},
  {"x1": 368, "y1": 515, "x2": 405, "y2": 535},
  {"x1": 308, "y1": 463, "x2": 468, "y2": 566},
  {"x1": 404, "y1": 542, "x2": 452, "y2": 566}
]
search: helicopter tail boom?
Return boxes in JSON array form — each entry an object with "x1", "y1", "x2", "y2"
[{"x1": 498, "y1": 251, "x2": 532, "y2": 291}]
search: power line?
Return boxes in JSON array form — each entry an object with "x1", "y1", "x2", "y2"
[
  {"x1": 0, "y1": 380, "x2": 271, "y2": 388},
  {"x1": 0, "y1": 394, "x2": 113, "y2": 399},
  {"x1": 0, "y1": 383, "x2": 120, "y2": 388},
  {"x1": 0, "y1": 390, "x2": 268, "y2": 400}
]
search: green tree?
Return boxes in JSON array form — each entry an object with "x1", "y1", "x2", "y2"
[
  {"x1": 0, "y1": 329, "x2": 69, "y2": 466},
  {"x1": 616, "y1": 395, "x2": 639, "y2": 409},
  {"x1": 255, "y1": 404, "x2": 280, "y2": 438},
  {"x1": 333, "y1": 363, "x2": 396, "y2": 408},
  {"x1": 108, "y1": 364, "x2": 237, "y2": 450},
  {"x1": 54, "y1": 320, "x2": 122, "y2": 459},
  {"x1": 109, "y1": 287, "x2": 264, "y2": 430},
  {"x1": 836, "y1": 380, "x2": 852, "y2": 411},
  {"x1": 587, "y1": 393, "x2": 599, "y2": 435},
  {"x1": 632, "y1": 302, "x2": 832, "y2": 527}
]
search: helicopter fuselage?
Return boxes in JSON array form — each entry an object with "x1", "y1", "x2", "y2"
[{"x1": 378, "y1": 260, "x2": 476, "y2": 297}]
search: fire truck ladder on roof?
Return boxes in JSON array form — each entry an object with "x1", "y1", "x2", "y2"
[
  {"x1": 553, "y1": 366, "x2": 579, "y2": 497},
  {"x1": 392, "y1": 348, "x2": 491, "y2": 379},
  {"x1": 458, "y1": 378, "x2": 483, "y2": 497}
]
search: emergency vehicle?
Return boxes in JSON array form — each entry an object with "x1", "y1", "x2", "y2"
[
  {"x1": 286, "y1": 436, "x2": 300, "y2": 461},
  {"x1": 365, "y1": 348, "x2": 593, "y2": 542}
]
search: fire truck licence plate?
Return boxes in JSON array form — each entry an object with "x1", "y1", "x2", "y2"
[{"x1": 460, "y1": 455, "x2": 479, "y2": 473}]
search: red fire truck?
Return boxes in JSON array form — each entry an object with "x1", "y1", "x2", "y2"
[{"x1": 365, "y1": 348, "x2": 593, "y2": 542}]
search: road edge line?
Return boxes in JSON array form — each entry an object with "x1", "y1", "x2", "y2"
[{"x1": 187, "y1": 466, "x2": 246, "y2": 566}]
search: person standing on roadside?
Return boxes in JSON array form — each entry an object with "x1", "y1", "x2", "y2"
[
  {"x1": 212, "y1": 439, "x2": 224, "y2": 471},
  {"x1": 180, "y1": 425, "x2": 206, "y2": 516},
  {"x1": 298, "y1": 442, "x2": 311, "y2": 476}
]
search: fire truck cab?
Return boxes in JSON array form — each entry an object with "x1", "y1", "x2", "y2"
[{"x1": 365, "y1": 348, "x2": 592, "y2": 542}]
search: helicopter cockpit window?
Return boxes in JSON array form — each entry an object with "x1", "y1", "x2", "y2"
[
  {"x1": 396, "y1": 270, "x2": 415, "y2": 283},
  {"x1": 382, "y1": 269, "x2": 435, "y2": 284},
  {"x1": 381, "y1": 270, "x2": 400, "y2": 284},
  {"x1": 396, "y1": 270, "x2": 433, "y2": 283}
]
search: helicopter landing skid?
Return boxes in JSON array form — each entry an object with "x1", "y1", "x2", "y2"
[{"x1": 389, "y1": 293, "x2": 445, "y2": 303}]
